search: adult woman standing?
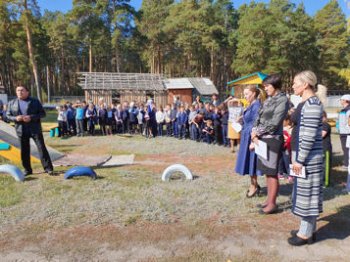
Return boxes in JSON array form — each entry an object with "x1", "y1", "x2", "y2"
[
  {"x1": 251, "y1": 74, "x2": 289, "y2": 214},
  {"x1": 235, "y1": 85, "x2": 262, "y2": 197},
  {"x1": 288, "y1": 71, "x2": 325, "y2": 246}
]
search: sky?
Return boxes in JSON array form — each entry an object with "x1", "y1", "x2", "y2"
[{"x1": 37, "y1": 0, "x2": 350, "y2": 17}]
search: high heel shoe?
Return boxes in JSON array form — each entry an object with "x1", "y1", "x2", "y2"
[{"x1": 246, "y1": 185, "x2": 261, "y2": 198}]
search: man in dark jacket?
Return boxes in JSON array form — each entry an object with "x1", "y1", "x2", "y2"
[{"x1": 6, "y1": 86, "x2": 54, "y2": 176}]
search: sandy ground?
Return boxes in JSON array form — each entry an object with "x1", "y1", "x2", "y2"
[{"x1": 0, "y1": 132, "x2": 349, "y2": 261}]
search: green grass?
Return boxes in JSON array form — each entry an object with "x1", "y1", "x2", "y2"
[
  {"x1": 43, "y1": 109, "x2": 58, "y2": 124},
  {"x1": 0, "y1": 176, "x2": 25, "y2": 207}
]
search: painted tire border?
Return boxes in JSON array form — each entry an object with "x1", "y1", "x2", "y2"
[
  {"x1": 161, "y1": 164, "x2": 193, "y2": 181},
  {"x1": 0, "y1": 164, "x2": 25, "y2": 182}
]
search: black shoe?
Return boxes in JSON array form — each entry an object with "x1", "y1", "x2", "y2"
[
  {"x1": 24, "y1": 171, "x2": 33, "y2": 176},
  {"x1": 46, "y1": 170, "x2": 55, "y2": 176},
  {"x1": 256, "y1": 203, "x2": 267, "y2": 208},
  {"x1": 259, "y1": 205, "x2": 278, "y2": 215},
  {"x1": 290, "y1": 230, "x2": 316, "y2": 241},
  {"x1": 288, "y1": 235, "x2": 314, "y2": 246}
]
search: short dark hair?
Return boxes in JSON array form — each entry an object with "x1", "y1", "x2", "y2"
[
  {"x1": 17, "y1": 85, "x2": 29, "y2": 91},
  {"x1": 262, "y1": 74, "x2": 282, "y2": 90}
]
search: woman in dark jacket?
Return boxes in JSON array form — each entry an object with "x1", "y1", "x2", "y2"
[{"x1": 251, "y1": 74, "x2": 289, "y2": 214}]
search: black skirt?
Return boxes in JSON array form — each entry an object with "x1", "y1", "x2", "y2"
[{"x1": 257, "y1": 136, "x2": 283, "y2": 176}]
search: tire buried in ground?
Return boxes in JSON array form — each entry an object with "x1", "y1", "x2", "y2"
[
  {"x1": 64, "y1": 166, "x2": 97, "y2": 180},
  {"x1": 0, "y1": 164, "x2": 25, "y2": 182},
  {"x1": 161, "y1": 164, "x2": 193, "y2": 181}
]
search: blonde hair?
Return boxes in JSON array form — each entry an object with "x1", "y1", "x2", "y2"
[{"x1": 295, "y1": 70, "x2": 327, "y2": 105}]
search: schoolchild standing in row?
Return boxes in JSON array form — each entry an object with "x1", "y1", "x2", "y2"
[
  {"x1": 129, "y1": 101, "x2": 139, "y2": 134},
  {"x1": 221, "y1": 105, "x2": 229, "y2": 147},
  {"x1": 188, "y1": 105, "x2": 197, "y2": 140},
  {"x1": 121, "y1": 102, "x2": 129, "y2": 133},
  {"x1": 66, "y1": 103, "x2": 76, "y2": 135},
  {"x1": 98, "y1": 103, "x2": 107, "y2": 136},
  {"x1": 156, "y1": 105, "x2": 165, "y2": 136},
  {"x1": 177, "y1": 105, "x2": 188, "y2": 139},
  {"x1": 86, "y1": 102, "x2": 97, "y2": 135},
  {"x1": 106, "y1": 105, "x2": 114, "y2": 135},
  {"x1": 137, "y1": 104, "x2": 145, "y2": 135},
  {"x1": 164, "y1": 104, "x2": 172, "y2": 136},
  {"x1": 170, "y1": 105, "x2": 178, "y2": 137},
  {"x1": 75, "y1": 101, "x2": 85, "y2": 137},
  {"x1": 212, "y1": 106, "x2": 222, "y2": 144},
  {"x1": 57, "y1": 105, "x2": 67, "y2": 137},
  {"x1": 114, "y1": 104, "x2": 123, "y2": 133}
]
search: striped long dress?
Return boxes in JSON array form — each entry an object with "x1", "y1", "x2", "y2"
[{"x1": 292, "y1": 96, "x2": 324, "y2": 217}]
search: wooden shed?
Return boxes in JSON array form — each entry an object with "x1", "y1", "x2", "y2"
[
  {"x1": 164, "y1": 78, "x2": 194, "y2": 105},
  {"x1": 189, "y1": 77, "x2": 218, "y2": 102},
  {"x1": 78, "y1": 72, "x2": 168, "y2": 106}
]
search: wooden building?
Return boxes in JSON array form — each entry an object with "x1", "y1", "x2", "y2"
[
  {"x1": 164, "y1": 78, "x2": 194, "y2": 105},
  {"x1": 78, "y1": 72, "x2": 219, "y2": 107},
  {"x1": 78, "y1": 72, "x2": 167, "y2": 106},
  {"x1": 189, "y1": 77, "x2": 218, "y2": 102},
  {"x1": 164, "y1": 77, "x2": 219, "y2": 105}
]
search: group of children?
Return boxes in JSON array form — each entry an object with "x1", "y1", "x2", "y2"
[{"x1": 55, "y1": 97, "x2": 241, "y2": 147}]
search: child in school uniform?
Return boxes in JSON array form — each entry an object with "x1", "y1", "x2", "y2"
[
  {"x1": 143, "y1": 105, "x2": 151, "y2": 138},
  {"x1": 177, "y1": 105, "x2": 188, "y2": 139},
  {"x1": 164, "y1": 104, "x2": 172, "y2": 136},
  {"x1": 188, "y1": 105, "x2": 197, "y2": 140},
  {"x1": 220, "y1": 105, "x2": 229, "y2": 147},
  {"x1": 322, "y1": 111, "x2": 332, "y2": 187},
  {"x1": 98, "y1": 103, "x2": 108, "y2": 136},
  {"x1": 137, "y1": 104, "x2": 145, "y2": 135},
  {"x1": 278, "y1": 114, "x2": 293, "y2": 181},
  {"x1": 156, "y1": 105, "x2": 165, "y2": 136},
  {"x1": 114, "y1": 104, "x2": 123, "y2": 134},
  {"x1": 212, "y1": 106, "x2": 222, "y2": 144},
  {"x1": 57, "y1": 105, "x2": 68, "y2": 137},
  {"x1": 202, "y1": 119, "x2": 215, "y2": 144},
  {"x1": 86, "y1": 103, "x2": 97, "y2": 135},
  {"x1": 106, "y1": 105, "x2": 114, "y2": 135},
  {"x1": 74, "y1": 101, "x2": 85, "y2": 137},
  {"x1": 170, "y1": 104, "x2": 178, "y2": 137}
]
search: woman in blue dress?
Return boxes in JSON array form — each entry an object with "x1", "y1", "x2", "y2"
[{"x1": 235, "y1": 85, "x2": 262, "y2": 197}]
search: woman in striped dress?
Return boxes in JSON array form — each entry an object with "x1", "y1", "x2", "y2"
[{"x1": 289, "y1": 70, "x2": 325, "y2": 246}]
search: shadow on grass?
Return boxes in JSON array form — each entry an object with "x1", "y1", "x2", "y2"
[
  {"x1": 24, "y1": 177, "x2": 38, "y2": 182},
  {"x1": 317, "y1": 204, "x2": 350, "y2": 242}
]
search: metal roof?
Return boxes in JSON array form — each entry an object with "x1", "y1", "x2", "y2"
[
  {"x1": 188, "y1": 78, "x2": 218, "y2": 95},
  {"x1": 78, "y1": 72, "x2": 166, "y2": 91},
  {"x1": 78, "y1": 73, "x2": 218, "y2": 95},
  {"x1": 164, "y1": 78, "x2": 194, "y2": 89}
]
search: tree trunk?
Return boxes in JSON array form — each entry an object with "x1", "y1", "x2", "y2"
[
  {"x1": 23, "y1": 0, "x2": 42, "y2": 101},
  {"x1": 89, "y1": 41, "x2": 93, "y2": 72},
  {"x1": 46, "y1": 65, "x2": 50, "y2": 103}
]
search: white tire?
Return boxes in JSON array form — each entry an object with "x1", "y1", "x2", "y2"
[
  {"x1": 0, "y1": 164, "x2": 25, "y2": 182},
  {"x1": 161, "y1": 164, "x2": 193, "y2": 181}
]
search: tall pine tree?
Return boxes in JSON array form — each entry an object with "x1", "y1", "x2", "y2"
[{"x1": 314, "y1": 0, "x2": 348, "y2": 88}]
